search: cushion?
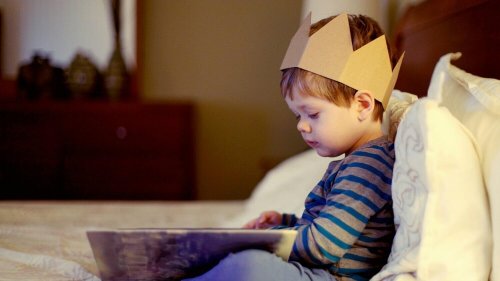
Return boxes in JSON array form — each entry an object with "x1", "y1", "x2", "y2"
[
  {"x1": 382, "y1": 90, "x2": 418, "y2": 141},
  {"x1": 428, "y1": 53, "x2": 500, "y2": 281},
  {"x1": 372, "y1": 98, "x2": 491, "y2": 281}
]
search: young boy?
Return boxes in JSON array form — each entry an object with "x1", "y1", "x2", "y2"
[{"x1": 186, "y1": 13, "x2": 403, "y2": 281}]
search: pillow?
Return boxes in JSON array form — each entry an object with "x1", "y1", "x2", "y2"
[
  {"x1": 372, "y1": 99, "x2": 491, "y2": 281},
  {"x1": 382, "y1": 90, "x2": 418, "y2": 141},
  {"x1": 428, "y1": 53, "x2": 500, "y2": 281}
]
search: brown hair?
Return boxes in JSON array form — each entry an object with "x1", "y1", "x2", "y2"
[{"x1": 281, "y1": 14, "x2": 396, "y2": 122}]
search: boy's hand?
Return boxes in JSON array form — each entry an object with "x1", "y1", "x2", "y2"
[{"x1": 242, "y1": 210, "x2": 282, "y2": 229}]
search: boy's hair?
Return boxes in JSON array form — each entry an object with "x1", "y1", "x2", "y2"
[{"x1": 281, "y1": 14, "x2": 396, "y2": 122}]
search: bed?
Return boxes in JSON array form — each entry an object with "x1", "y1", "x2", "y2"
[
  {"x1": 1, "y1": 0, "x2": 499, "y2": 280},
  {"x1": 0, "y1": 146, "x2": 340, "y2": 280}
]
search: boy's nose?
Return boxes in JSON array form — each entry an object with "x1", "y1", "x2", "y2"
[{"x1": 297, "y1": 120, "x2": 311, "y2": 133}]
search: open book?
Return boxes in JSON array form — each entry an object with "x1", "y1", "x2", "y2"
[{"x1": 87, "y1": 228, "x2": 297, "y2": 281}]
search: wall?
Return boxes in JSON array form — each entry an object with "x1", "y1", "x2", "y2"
[
  {"x1": 141, "y1": 0, "x2": 305, "y2": 200},
  {"x1": 140, "y1": 1, "x2": 389, "y2": 200},
  {"x1": 302, "y1": 0, "x2": 388, "y2": 31},
  {"x1": 0, "y1": 0, "x2": 135, "y2": 77}
]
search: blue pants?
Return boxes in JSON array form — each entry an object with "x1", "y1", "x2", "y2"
[{"x1": 183, "y1": 249, "x2": 336, "y2": 281}]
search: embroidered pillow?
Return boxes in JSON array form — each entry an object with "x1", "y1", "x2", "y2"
[{"x1": 372, "y1": 99, "x2": 491, "y2": 281}]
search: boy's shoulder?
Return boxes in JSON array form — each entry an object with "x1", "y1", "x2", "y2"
[
  {"x1": 341, "y1": 136, "x2": 395, "y2": 168},
  {"x1": 321, "y1": 136, "x2": 395, "y2": 196},
  {"x1": 323, "y1": 136, "x2": 395, "y2": 179}
]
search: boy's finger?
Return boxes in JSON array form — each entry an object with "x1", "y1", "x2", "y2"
[
  {"x1": 243, "y1": 219, "x2": 257, "y2": 229},
  {"x1": 258, "y1": 215, "x2": 267, "y2": 223}
]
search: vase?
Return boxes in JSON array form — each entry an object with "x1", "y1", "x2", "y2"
[
  {"x1": 104, "y1": 0, "x2": 129, "y2": 100},
  {"x1": 104, "y1": 43, "x2": 129, "y2": 100}
]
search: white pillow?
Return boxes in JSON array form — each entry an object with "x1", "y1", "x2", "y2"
[
  {"x1": 382, "y1": 90, "x2": 418, "y2": 141},
  {"x1": 427, "y1": 53, "x2": 500, "y2": 281},
  {"x1": 372, "y1": 99, "x2": 491, "y2": 281}
]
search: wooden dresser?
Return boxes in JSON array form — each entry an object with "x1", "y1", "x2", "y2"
[{"x1": 0, "y1": 101, "x2": 195, "y2": 200}]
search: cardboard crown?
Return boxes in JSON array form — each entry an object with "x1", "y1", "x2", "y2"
[{"x1": 280, "y1": 13, "x2": 404, "y2": 108}]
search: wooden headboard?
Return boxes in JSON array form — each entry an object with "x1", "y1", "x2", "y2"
[{"x1": 392, "y1": 0, "x2": 500, "y2": 97}]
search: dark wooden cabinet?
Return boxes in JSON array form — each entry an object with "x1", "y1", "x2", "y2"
[{"x1": 0, "y1": 101, "x2": 195, "y2": 200}]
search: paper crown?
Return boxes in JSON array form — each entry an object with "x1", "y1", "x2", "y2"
[{"x1": 280, "y1": 13, "x2": 404, "y2": 108}]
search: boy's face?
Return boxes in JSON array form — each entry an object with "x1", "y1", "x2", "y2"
[{"x1": 285, "y1": 90, "x2": 364, "y2": 157}]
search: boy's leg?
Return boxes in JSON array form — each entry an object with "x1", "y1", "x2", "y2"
[{"x1": 183, "y1": 249, "x2": 336, "y2": 281}]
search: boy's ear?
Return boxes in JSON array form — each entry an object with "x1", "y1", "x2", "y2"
[{"x1": 353, "y1": 90, "x2": 375, "y2": 121}]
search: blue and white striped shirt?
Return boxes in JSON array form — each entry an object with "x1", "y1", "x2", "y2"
[{"x1": 277, "y1": 136, "x2": 395, "y2": 281}]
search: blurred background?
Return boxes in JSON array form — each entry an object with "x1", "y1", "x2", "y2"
[{"x1": 0, "y1": 0, "x2": 418, "y2": 200}]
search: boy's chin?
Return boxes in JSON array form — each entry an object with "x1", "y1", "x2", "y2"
[
  {"x1": 314, "y1": 149, "x2": 333, "y2": 157},
  {"x1": 314, "y1": 148, "x2": 343, "y2": 158}
]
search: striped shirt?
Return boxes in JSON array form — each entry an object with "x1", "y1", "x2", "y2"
[{"x1": 276, "y1": 136, "x2": 395, "y2": 281}]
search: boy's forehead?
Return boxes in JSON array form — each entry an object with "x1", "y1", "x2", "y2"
[{"x1": 287, "y1": 85, "x2": 309, "y2": 101}]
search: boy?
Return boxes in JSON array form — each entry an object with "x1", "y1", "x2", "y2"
[{"x1": 186, "y1": 13, "x2": 403, "y2": 281}]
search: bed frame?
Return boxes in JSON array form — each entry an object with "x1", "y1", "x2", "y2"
[{"x1": 393, "y1": 0, "x2": 500, "y2": 97}]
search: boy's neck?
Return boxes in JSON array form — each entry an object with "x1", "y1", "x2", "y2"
[
  {"x1": 364, "y1": 123, "x2": 384, "y2": 143},
  {"x1": 347, "y1": 123, "x2": 384, "y2": 155}
]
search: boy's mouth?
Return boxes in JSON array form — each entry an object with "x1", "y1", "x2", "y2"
[{"x1": 305, "y1": 140, "x2": 319, "y2": 148}]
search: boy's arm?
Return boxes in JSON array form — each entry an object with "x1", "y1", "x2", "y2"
[
  {"x1": 281, "y1": 213, "x2": 299, "y2": 226},
  {"x1": 270, "y1": 213, "x2": 298, "y2": 229}
]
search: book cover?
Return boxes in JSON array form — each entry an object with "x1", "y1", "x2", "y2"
[{"x1": 87, "y1": 228, "x2": 297, "y2": 281}]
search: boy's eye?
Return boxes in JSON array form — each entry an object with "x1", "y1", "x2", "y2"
[{"x1": 308, "y1": 113, "x2": 319, "y2": 119}]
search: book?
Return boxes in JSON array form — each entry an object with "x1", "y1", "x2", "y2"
[{"x1": 87, "y1": 228, "x2": 297, "y2": 281}]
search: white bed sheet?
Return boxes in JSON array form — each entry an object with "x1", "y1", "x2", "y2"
[{"x1": 0, "y1": 200, "x2": 244, "y2": 281}]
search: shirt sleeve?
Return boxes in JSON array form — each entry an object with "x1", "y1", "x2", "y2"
[
  {"x1": 281, "y1": 213, "x2": 298, "y2": 226},
  {"x1": 289, "y1": 149, "x2": 394, "y2": 266}
]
